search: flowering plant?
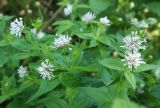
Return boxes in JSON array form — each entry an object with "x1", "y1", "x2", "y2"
[{"x1": 0, "y1": 0, "x2": 160, "y2": 108}]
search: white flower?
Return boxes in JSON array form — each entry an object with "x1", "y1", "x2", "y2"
[
  {"x1": 52, "y1": 34, "x2": 71, "y2": 49},
  {"x1": 37, "y1": 59, "x2": 54, "y2": 80},
  {"x1": 121, "y1": 32, "x2": 146, "y2": 52},
  {"x1": 154, "y1": 67, "x2": 160, "y2": 80},
  {"x1": 17, "y1": 65, "x2": 28, "y2": 78},
  {"x1": 64, "y1": 4, "x2": 73, "y2": 16},
  {"x1": 82, "y1": 12, "x2": 96, "y2": 23},
  {"x1": 10, "y1": 18, "x2": 24, "y2": 37},
  {"x1": 31, "y1": 28, "x2": 37, "y2": 34},
  {"x1": 139, "y1": 20, "x2": 148, "y2": 28},
  {"x1": 100, "y1": 16, "x2": 110, "y2": 25},
  {"x1": 130, "y1": 18, "x2": 139, "y2": 26},
  {"x1": 37, "y1": 31, "x2": 45, "y2": 39},
  {"x1": 121, "y1": 52, "x2": 146, "y2": 70},
  {"x1": 130, "y1": 18, "x2": 148, "y2": 28},
  {"x1": 31, "y1": 28, "x2": 45, "y2": 39}
]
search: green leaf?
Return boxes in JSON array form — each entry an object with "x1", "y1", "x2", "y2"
[
  {"x1": 133, "y1": 64, "x2": 158, "y2": 72},
  {"x1": 112, "y1": 98, "x2": 145, "y2": 108},
  {"x1": 0, "y1": 81, "x2": 33, "y2": 104},
  {"x1": 0, "y1": 54, "x2": 9, "y2": 65},
  {"x1": 150, "y1": 84, "x2": 160, "y2": 99},
  {"x1": 7, "y1": 99, "x2": 30, "y2": 108},
  {"x1": 99, "y1": 58, "x2": 125, "y2": 71},
  {"x1": 42, "y1": 95, "x2": 68, "y2": 108},
  {"x1": 80, "y1": 87, "x2": 111, "y2": 103},
  {"x1": 0, "y1": 40, "x2": 8, "y2": 47},
  {"x1": 89, "y1": 0, "x2": 113, "y2": 14},
  {"x1": 97, "y1": 35, "x2": 122, "y2": 51},
  {"x1": 124, "y1": 71, "x2": 136, "y2": 89},
  {"x1": 69, "y1": 90, "x2": 94, "y2": 108},
  {"x1": 76, "y1": 33, "x2": 93, "y2": 40},
  {"x1": 11, "y1": 52, "x2": 30, "y2": 60},
  {"x1": 147, "y1": 2, "x2": 160, "y2": 16},
  {"x1": 26, "y1": 79, "x2": 59, "y2": 103},
  {"x1": 70, "y1": 66, "x2": 97, "y2": 72},
  {"x1": 59, "y1": 73, "x2": 78, "y2": 87},
  {"x1": 10, "y1": 39, "x2": 30, "y2": 51},
  {"x1": 54, "y1": 20, "x2": 74, "y2": 34}
]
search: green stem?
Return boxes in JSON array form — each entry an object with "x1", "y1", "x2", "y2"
[{"x1": 115, "y1": 74, "x2": 123, "y2": 97}]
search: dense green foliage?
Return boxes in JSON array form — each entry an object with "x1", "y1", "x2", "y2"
[{"x1": 0, "y1": 0, "x2": 160, "y2": 108}]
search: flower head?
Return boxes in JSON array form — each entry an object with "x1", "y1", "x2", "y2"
[
  {"x1": 130, "y1": 18, "x2": 148, "y2": 28},
  {"x1": 130, "y1": 18, "x2": 139, "y2": 26},
  {"x1": 64, "y1": 4, "x2": 73, "y2": 16},
  {"x1": 121, "y1": 52, "x2": 146, "y2": 70},
  {"x1": 31, "y1": 28, "x2": 45, "y2": 39},
  {"x1": 100, "y1": 16, "x2": 110, "y2": 25},
  {"x1": 82, "y1": 12, "x2": 96, "y2": 23},
  {"x1": 52, "y1": 34, "x2": 71, "y2": 49},
  {"x1": 139, "y1": 20, "x2": 148, "y2": 28},
  {"x1": 37, "y1": 59, "x2": 54, "y2": 80},
  {"x1": 10, "y1": 18, "x2": 24, "y2": 37},
  {"x1": 31, "y1": 28, "x2": 37, "y2": 34},
  {"x1": 121, "y1": 32, "x2": 146, "y2": 52},
  {"x1": 17, "y1": 65, "x2": 28, "y2": 78},
  {"x1": 37, "y1": 31, "x2": 45, "y2": 39}
]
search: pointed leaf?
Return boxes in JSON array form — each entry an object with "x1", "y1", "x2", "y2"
[{"x1": 26, "y1": 79, "x2": 59, "y2": 103}]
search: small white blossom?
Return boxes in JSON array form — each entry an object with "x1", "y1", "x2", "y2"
[
  {"x1": 139, "y1": 20, "x2": 148, "y2": 28},
  {"x1": 130, "y1": 18, "x2": 139, "y2": 26},
  {"x1": 64, "y1": 4, "x2": 73, "y2": 16},
  {"x1": 31, "y1": 28, "x2": 45, "y2": 39},
  {"x1": 82, "y1": 12, "x2": 96, "y2": 23},
  {"x1": 52, "y1": 35, "x2": 71, "y2": 49},
  {"x1": 10, "y1": 18, "x2": 24, "y2": 37},
  {"x1": 130, "y1": 18, "x2": 148, "y2": 28},
  {"x1": 100, "y1": 16, "x2": 110, "y2": 25},
  {"x1": 31, "y1": 28, "x2": 37, "y2": 34},
  {"x1": 37, "y1": 31, "x2": 45, "y2": 39},
  {"x1": 121, "y1": 32, "x2": 146, "y2": 52},
  {"x1": 17, "y1": 65, "x2": 28, "y2": 78},
  {"x1": 154, "y1": 67, "x2": 160, "y2": 80},
  {"x1": 121, "y1": 52, "x2": 146, "y2": 70},
  {"x1": 37, "y1": 59, "x2": 54, "y2": 80}
]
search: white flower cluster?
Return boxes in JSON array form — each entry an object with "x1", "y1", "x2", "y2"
[
  {"x1": 52, "y1": 34, "x2": 71, "y2": 49},
  {"x1": 64, "y1": 4, "x2": 73, "y2": 16},
  {"x1": 17, "y1": 65, "x2": 28, "y2": 78},
  {"x1": 121, "y1": 32, "x2": 146, "y2": 52},
  {"x1": 31, "y1": 28, "x2": 45, "y2": 39},
  {"x1": 10, "y1": 18, "x2": 24, "y2": 37},
  {"x1": 121, "y1": 32, "x2": 146, "y2": 70},
  {"x1": 130, "y1": 18, "x2": 148, "y2": 28},
  {"x1": 37, "y1": 59, "x2": 54, "y2": 80},
  {"x1": 121, "y1": 52, "x2": 145, "y2": 69},
  {"x1": 100, "y1": 16, "x2": 110, "y2": 25},
  {"x1": 82, "y1": 12, "x2": 96, "y2": 23},
  {"x1": 63, "y1": 4, "x2": 111, "y2": 25},
  {"x1": 82, "y1": 12, "x2": 110, "y2": 26}
]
